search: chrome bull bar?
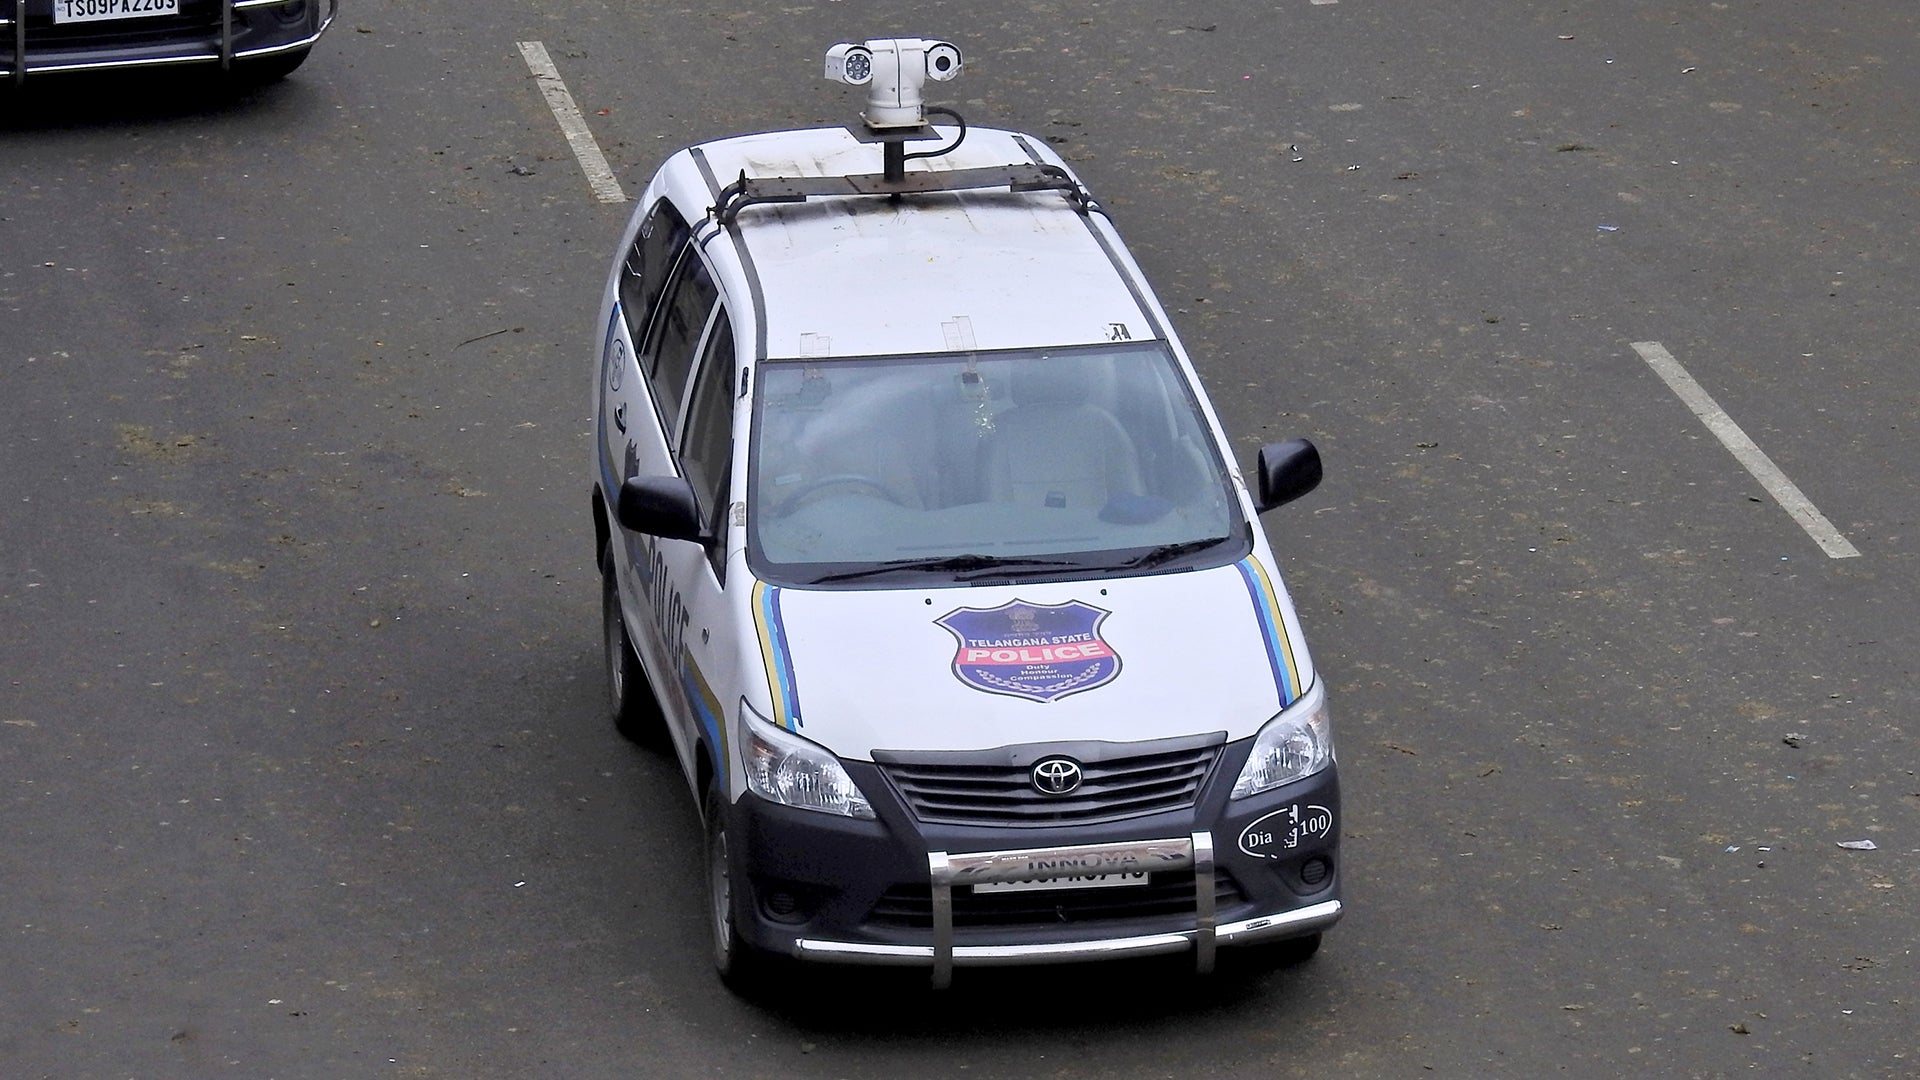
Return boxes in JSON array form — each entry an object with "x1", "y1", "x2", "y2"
[
  {"x1": 7, "y1": 0, "x2": 337, "y2": 86},
  {"x1": 929, "y1": 833, "x2": 1215, "y2": 989},
  {"x1": 9, "y1": 0, "x2": 21, "y2": 87},
  {"x1": 793, "y1": 831, "x2": 1340, "y2": 989}
]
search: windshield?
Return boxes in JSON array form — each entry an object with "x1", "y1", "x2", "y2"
[{"x1": 747, "y1": 342, "x2": 1251, "y2": 586}]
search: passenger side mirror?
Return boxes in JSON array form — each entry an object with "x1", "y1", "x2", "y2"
[
  {"x1": 1255, "y1": 439, "x2": 1323, "y2": 513},
  {"x1": 617, "y1": 475, "x2": 713, "y2": 546}
]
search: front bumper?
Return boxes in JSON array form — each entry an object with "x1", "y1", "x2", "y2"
[
  {"x1": 729, "y1": 749, "x2": 1343, "y2": 987},
  {"x1": 798, "y1": 832, "x2": 1343, "y2": 988},
  {"x1": 4, "y1": 0, "x2": 337, "y2": 85}
]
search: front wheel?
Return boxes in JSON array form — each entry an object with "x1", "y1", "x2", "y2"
[
  {"x1": 705, "y1": 788, "x2": 772, "y2": 993},
  {"x1": 235, "y1": 47, "x2": 313, "y2": 84},
  {"x1": 1215, "y1": 930, "x2": 1323, "y2": 986},
  {"x1": 1268, "y1": 932, "x2": 1322, "y2": 967}
]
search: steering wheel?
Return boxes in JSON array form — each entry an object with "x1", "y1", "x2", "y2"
[{"x1": 774, "y1": 473, "x2": 903, "y2": 517}]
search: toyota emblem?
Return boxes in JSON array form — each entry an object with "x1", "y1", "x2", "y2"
[{"x1": 1031, "y1": 757, "x2": 1083, "y2": 796}]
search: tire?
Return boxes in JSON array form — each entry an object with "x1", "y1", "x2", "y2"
[
  {"x1": 1217, "y1": 931, "x2": 1322, "y2": 983},
  {"x1": 235, "y1": 47, "x2": 312, "y2": 85},
  {"x1": 1269, "y1": 932, "x2": 1323, "y2": 967},
  {"x1": 602, "y1": 560, "x2": 663, "y2": 743},
  {"x1": 705, "y1": 787, "x2": 772, "y2": 994}
]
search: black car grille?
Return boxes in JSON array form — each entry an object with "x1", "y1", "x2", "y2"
[
  {"x1": 866, "y1": 870, "x2": 1246, "y2": 930},
  {"x1": 18, "y1": 2, "x2": 311, "y2": 50},
  {"x1": 26, "y1": 3, "x2": 220, "y2": 47},
  {"x1": 878, "y1": 739, "x2": 1221, "y2": 827}
]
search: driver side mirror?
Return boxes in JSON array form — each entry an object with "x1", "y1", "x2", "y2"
[
  {"x1": 616, "y1": 475, "x2": 714, "y2": 546},
  {"x1": 1255, "y1": 438, "x2": 1323, "y2": 513}
]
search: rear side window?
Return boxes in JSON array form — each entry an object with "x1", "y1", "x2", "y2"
[
  {"x1": 646, "y1": 255, "x2": 720, "y2": 442},
  {"x1": 681, "y1": 312, "x2": 737, "y2": 577},
  {"x1": 618, "y1": 199, "x2": 691, "y2": 351}
]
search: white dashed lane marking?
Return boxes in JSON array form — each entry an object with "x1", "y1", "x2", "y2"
[
  {"x1": 517, "y1": 40, "x2": 626, "y2": 204},
  {"x1": 1632, "y1": 340, "x2": 1861, "y2": 559}
]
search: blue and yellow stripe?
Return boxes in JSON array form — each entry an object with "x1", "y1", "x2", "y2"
[
  {"x1": 752, "y1": 582, "x2": 804, "y2": 730},
  {"x1": 682, "y1": 654, "x2": 728, "y2": 781},
  {"x1": 1235, "y1": 556, "x2": 1302, "y2": 708}
]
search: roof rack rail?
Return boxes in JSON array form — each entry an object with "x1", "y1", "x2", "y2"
[{"x1": 711, "y1": 162, "x2": 1101, "y2": 226}]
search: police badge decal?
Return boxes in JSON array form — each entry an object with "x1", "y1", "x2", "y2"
[{"x1": 936, "y1": 599, "x2": 1121, "y2": 703}]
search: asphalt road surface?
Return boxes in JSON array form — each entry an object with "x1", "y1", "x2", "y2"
[{"x1": 4, "y1": 2, "x2": 1917, "y2": 1077}]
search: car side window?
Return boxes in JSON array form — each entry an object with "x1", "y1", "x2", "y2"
[
  {"x1": 645, "y1": 253, "x2": 719, "y2": 444},
  {"x1": 618, "y1": 199, "x2": 691, "y2": 353},
  {"x1": 680, "y1": 311, "x2": 737, "y2": 578}
]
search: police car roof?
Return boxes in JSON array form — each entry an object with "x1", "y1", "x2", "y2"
[{"x1": 680, "y1": 125, "x2": 1155, "y2": 360}]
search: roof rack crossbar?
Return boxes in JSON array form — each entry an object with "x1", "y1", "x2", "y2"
[{"x1": 713, "y1": 163, "x2": 1098, "y2": 225}]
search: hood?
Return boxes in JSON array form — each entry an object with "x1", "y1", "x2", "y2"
[{"x1": 752, "y1": 558, "x2": 1311, "y2": 757}]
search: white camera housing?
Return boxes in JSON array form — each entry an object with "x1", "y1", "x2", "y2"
[
  {"x1": 823, "y1": 42, "x2": 873, "y2": 86},
  {"x1": 924, "y1": 42, "x2": 962, "y2": 82},
  {"x1": 823, "y1": 37, "x2": 963, "y2": 129}
]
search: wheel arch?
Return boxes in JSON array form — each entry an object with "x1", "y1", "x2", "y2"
[
  {"x1": 592, "y1": 484, "x2": 612, "y2": 571},
  {"x1": 695, "y1": 738, "x2": 720, "y2": 807}
]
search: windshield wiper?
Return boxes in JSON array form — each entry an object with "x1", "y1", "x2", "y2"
[
  {"x1": 952, "y1": 556, "x2": 1086, "y2": 583},
  {"x1": 1113, "y1": 536, "x2": 1232, "y2": 572},
  {"x1": 808, "y1": 554, "x2": 1077, "y2": 586}
]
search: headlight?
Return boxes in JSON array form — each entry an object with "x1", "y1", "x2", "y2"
[
  {"x1": 1230, "y1": 682, "x2": 1333, "y2": 799},
  {"x1": 738, "y1": 703, "x2": 876, "y2": 819}
]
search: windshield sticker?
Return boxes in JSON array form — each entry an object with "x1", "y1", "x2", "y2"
[{"x1": 937, "y1": 600, "x2": 1120, "y2": 703}]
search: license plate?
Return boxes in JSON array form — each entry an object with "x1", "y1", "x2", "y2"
[
  {"x1": 972, "y1": 871, "x2": 1150, "y2": 894},
  {"x1": 52, "y1": 0, "x2": 180, "y2": 24}
]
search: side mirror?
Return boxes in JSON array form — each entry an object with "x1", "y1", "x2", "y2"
[
  {"x1": 1255, "y1": 438, "x2": 1323, "y2": 513},
  {"x1": 616, "y1": 475, "x2": 712, "y2": 545}
]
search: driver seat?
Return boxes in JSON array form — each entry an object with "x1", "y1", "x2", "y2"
[{"x1": 983, "y1": 359, "x2": 1143, "y2": 511}]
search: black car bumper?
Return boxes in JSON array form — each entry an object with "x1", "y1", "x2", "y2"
[
  {"x1": 3, "y1": 0, "x2": 335, "y2": 84},
  {"x1": 727, "y1": 743, "x2": 1342, "y2": 986}
]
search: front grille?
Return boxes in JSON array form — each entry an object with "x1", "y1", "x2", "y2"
[
  {"x1": 867, "y1": 870, "x2": 1246, "y2": 930},
  {"x1": 878, "y1": 737, "x2": 1221, "y2": 827},
  {"x1": 27, "y1": 2, "x2": 220, "y2": 48},
  {"x1": 19, "y1": 2, "x2": 310, "y2": 50}
]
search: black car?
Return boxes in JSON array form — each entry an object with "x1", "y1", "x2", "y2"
[{"x1": 3, "y1": 0, "x2": 335, "y2": 85}]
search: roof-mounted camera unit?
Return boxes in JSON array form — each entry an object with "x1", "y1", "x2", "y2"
[
  {"x1": 825, "y1": 37, "x2": 966, "y2": 181},
  {"x1": 825, "y1": 37, "x2": 962, "y2": 129},
  {"x1": 710, "y1": 36, "x2": 1099, "y2": 224}
]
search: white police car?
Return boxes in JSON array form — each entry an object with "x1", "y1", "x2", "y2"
[{"x1": 591, "y1": 38, "x2": 1340, "y2": 990}]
